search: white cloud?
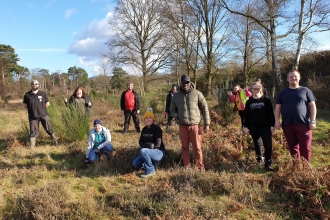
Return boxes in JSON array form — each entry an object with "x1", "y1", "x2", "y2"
[
  {"x1": 68, "y1": 12, "x2": 115, "y2": 69},
  {"x1": 46, "y1": 0, "x2": 57, "y2": 9},
  {"x1": 64, "y1": 8, "x2": 77, "y2": 19}
]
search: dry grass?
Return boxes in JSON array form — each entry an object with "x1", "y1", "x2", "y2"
[{"x1": 0, "y1": 96, "x2": 330, "y2": 219}]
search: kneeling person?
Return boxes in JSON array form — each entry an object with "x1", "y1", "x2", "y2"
[
  {"x1": 85, "y1": 119, "x2": 115, "y2": 163},
  {"x1": 133, "y1": 108, "x2": 165, "y2": 178}
]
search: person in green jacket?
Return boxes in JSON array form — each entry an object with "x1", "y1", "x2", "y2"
[{"x1": 170, "y1": 75, "x2": 210, "y2": 171}]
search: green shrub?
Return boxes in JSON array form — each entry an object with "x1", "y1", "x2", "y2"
[{"x1": 17, "y1": 120, "x2": 30, "y2": 146}]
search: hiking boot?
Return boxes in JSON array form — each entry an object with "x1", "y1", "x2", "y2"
[
  {"x1": 122, "y1": 131, "x2": 128, "y2": 134},
  {"x1": 265, "y1": 164, "x2": 274, "y2": 172},
  {"x1": 256, "y1": 156, "x2": 264, "y2": 166},
  {"x1": 50, "y1": 134, "x2": 59, "y2": 146}
]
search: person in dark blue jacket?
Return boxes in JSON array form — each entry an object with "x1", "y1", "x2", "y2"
[{"x1": 165, "y1": 84, "x2": 177, "y2": 129}]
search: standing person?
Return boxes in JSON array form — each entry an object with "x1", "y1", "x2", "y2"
[
  {"x1": 227, "y1": 84, "x2": 252, "y2": 128},
  {"x1": 64, "y1": 87, "x2": 92, "y2": 116},
  {"x1": 120, "y1": 82, "x2": 141, "y2": 134},
  {"x1": 23, "y1": 80, "x2": 58, "y2": 148},
  {"x1": 132, "y1": 108, "x2": 166, "y2": 178},
  {"x1": 243, "y1": 82, "x2": 275, "y2": 171},
  {"x1": 170, "y1": 75, "x2": 210, "y2": 171},
  {"x1": 274, "y1": 70, "x2": 317, "y2": 164},
  {"x1": 256, "y1": 78, "x2": 269, "y2": 97},
  {"x1": 165, "y1": 84, "x2": 178, "y2": 129},
  {"x1": 85, "y1": 119, "x2": 116, "y2": 164}
]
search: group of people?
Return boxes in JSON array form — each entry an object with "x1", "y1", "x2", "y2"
[
  {"x1": 23, "y1": 70, "x2": 316, "y2": 177},
  {"x1": 228, "y1": 70, "x2": 316, "y2": 170}
]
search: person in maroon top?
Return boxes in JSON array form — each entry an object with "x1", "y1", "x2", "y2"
[{"x1": 120, "y1": 82, "x2": 141, "y2": 134}]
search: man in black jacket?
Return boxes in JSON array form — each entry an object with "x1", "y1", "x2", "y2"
[
  {"x1": 120, "y1": 82, "x2": 141, "y2": 134},
  {"x1": 23, "y1": 80, "x2": 58, "y2": 148},
  {"x1": 165, "y1": 84, "x2": 177, "y2": 129}
]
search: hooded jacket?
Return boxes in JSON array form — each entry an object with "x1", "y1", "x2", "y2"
[{"x1": 170, "y1": 83, "x2": 210, "y2": 126}]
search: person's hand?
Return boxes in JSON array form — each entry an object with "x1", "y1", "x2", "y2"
[
  {"x1": 149, "y1": 143, "x2": 154, "y2": 149},
  {"x1": 275, "y1": 121, "x2": 281, "y2": 130},
  {"x1": 165, "y1": 112, "x2": 168, "y2": 118},
  {"x1": 243, "y1": 127, "x2": 250, "y2": 135},
  {"x1": 64, "y1": 98, "x2": 67, "y2": 103},
  {"x1": 244, "y1": 85, "x2": 249, "y2": 90},
  {"x1": 95, "y1": 148, "x2": 100, "y2": 155},
  {"x1": 204, "y1": 125, "x2": 210, "y2": 133},
  {"x1": 84, "y1": 158, "x2": 89, "y2": 164},
  {"x1": 121, "y1": 110, "x2": 124, "y2": 114},
  {"x1": 137, "y1": 110, "x2": 140, "y2": 114},
  {"x1": 88, "y1": 101, "x2": 92, "y2": 106},
  {"x1": 270, "y1": 126, "x2": 275, "y2": 133},
  {"x1": 309, "y1": 123, "x2": 316, "y2": 130},
  {"x1": 227, "y1": 91, "x2": 232, "y2": 96}
]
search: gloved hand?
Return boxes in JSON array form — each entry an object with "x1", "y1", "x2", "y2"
[
  {"x1": 95, "y1": 148, "x2": 100, "y2": 155},
  {"x1": 165, "y1": 112, "x2": 168, "y2": 118},
  {"x1": 84, "y1": 158, "x2": 89, "y2": 164}
]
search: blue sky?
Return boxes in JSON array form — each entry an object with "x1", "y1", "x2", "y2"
[
  {"x1": 1, "y1": 0, "x2": 330, "y2": 78},
  {"x1": 0, "y1": 0, "x2": 115, "y2": 77}
]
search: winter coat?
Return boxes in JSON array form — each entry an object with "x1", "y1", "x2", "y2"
[
  {"x1": 86, "y1": 126, "x2": 111, "y2": 158},
  {"x1": 170, "y1": 83, "x2": 210, "y2": 126}
]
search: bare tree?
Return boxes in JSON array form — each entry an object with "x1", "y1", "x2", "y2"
[
  {"x1": 293, "y1": 0, "x2": 330, "y2": 69},
  {"x1": 163, "y1": 0, "x2": 202, "y2": 84},
  {"x1": 222, "y1": 0, "x2": 295, "y2": 93},
  {"x1": 107, "y1": 0, "x2": 172, "y2": 92},
  {"x1": 190, "y1": 0, "x2": 234, "y2": 96}
]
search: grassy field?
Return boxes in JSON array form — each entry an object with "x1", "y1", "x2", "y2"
[{"x1": 0, "y1": 95, "x2": 329, "y2": 220}]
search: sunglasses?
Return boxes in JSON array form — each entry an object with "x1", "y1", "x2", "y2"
[
  {"x1": 31, "y1": 84, "x2": 39, "y2": 86},
  {"x1": 181, "y1": 81, "x2": 190, "y2": 84}
]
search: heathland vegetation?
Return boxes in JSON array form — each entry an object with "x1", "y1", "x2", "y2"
[{"x1": 0, "y1": 78, "x2": 329, "y2": 219}]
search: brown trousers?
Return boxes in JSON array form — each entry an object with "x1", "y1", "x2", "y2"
[{"x1": 179, "y1": 124, "x2": 204, "y2": 169}]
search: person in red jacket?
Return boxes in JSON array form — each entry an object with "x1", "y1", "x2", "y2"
[
  {"x1": 227, "y1": 84, "x2": 252, "y2": 128},
  {"x1": 120, "y1": 82, "x2": 141, "y2": 134}
]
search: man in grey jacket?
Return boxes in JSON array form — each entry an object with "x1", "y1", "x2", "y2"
[{"x1": 170, "y1": 75, "x2": 210, "y2": 171}]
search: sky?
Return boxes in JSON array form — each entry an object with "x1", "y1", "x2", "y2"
[
  {"x1": 1, "y1": 0, "x2": 330, "y2": 78},
  {"x1": 0, "y1": 0, "x2": 116, "y2": 77}
]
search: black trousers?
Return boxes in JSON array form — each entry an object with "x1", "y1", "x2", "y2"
[
  {"x1": 123, "y1": 110, "x2": 140, "y2": 132},
  {"x1": 249, "y1": 126, "x2": 273, "y2": 164}
]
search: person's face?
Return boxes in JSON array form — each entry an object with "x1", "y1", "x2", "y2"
[
  {"x1": 144, "y1": 116, "x2": 153, "y2": 127},
  {"x1": 287, "y1": 71, "x2": 300, "y2": 86},
  {"x1": 251, "y1": 84, "x2": 262, "y2": 96},
  {"x1": 127, "y1": 83, "x2": 133, "y2": 90},
  {"x1": 181, "y1": 81, "x2": 190, "y2": 90},
  {"x1": 76, "y1": 89, "x2": 83, "y2": 98},
  {"x1": 94, "y1": 124, "x2": 102, "y2": 133},
  {"x1": 233, "y1": 86, "x2": 240, "y2": 92},
  {"x1": 31, "y1": 82, "x2": 39, "y2": 91},
  {"x1": 172, "y1": 87, "x2": 177, "y2": 93}
]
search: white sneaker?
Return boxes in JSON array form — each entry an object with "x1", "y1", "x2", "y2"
[{"x1": 140, "y1": 172, "x2": 155, "y2": 178}]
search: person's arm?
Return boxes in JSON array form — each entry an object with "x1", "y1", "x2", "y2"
[
  {"x1": 274, "y1": 104, "x2": 282, "y2": 130},
  {"x1": 86, "y1": 132, "x2": 94, "y2": 158},
  {"x1": 96, "y1": 128, "x2": 112, "y2": 150},
  {"x1": 85, "y1": 96, "x2": 92, "y2": 107},
  {"x1": 135, "y1": 91, "x2": 140, "y2": 113},
  {"x1": 153, "y1": 126, "x2": 163, "y2": 149},
  {"x1": 198, "y1": 93, "x2": 210, "y2": 132},
  {"x1": 227, "y1": 91, "x2": 235, "y2": 102},
  {"x1": 309, "y1": 101, "x2": 317, "y2": 130},
  {"x1": 244, "y1": 87, "x2": 252, "y2": 97},
  {"x1": 23, "y1": 103, "x2": 27, "y2": 108}
]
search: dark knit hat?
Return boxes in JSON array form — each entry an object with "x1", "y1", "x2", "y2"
[{"x1": 93, "y1": 119, "x2": 102, "y2": 126}]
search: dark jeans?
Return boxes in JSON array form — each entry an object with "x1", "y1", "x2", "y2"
[
  {"x1": 123, "y1": 110, "x2": 140, "y2": 132},
  {"x1": 249, "y1": 126, "x2": 272, "y2": 163},
  {"x1": 29, "y1": 115, "x2": 54, "y2": 137}
]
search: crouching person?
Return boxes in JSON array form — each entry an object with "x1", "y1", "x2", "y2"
[
  {"x1": 133, "y1": 108, "x2": 165, "y2": 178},
  {"x1": 85, "y1": 119, "x2": 115, "y2": 164}
]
